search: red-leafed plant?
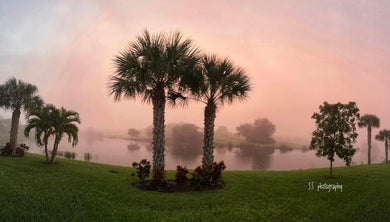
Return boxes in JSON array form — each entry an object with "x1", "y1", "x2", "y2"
[
  {"x1": 0, "y1": 142, "x2": 29, "y2": 157},
  {"x1": 175, "y1": 165, "x2": 189, "y2": 185},
  {"x1": 191, "y1": 161, "x2": 226, "y2": 186}
]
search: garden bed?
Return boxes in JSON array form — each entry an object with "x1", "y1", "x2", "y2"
[{"x1": 132, "y1": 179, "x2": 225, "y2": 192}]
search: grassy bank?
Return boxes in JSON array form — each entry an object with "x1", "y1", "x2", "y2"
[{"x1": 1, "y1": 154, "x2": 389, "y2": 221}]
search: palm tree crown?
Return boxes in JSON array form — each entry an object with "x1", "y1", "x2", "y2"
[
  {"x1": 358, "y1": 114, "x2": 380, "y2": 128},
  {"x1": 0, "y1": 77, "x2": 43, "y2": 111}
]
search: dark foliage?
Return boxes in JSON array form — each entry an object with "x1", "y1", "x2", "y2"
[
  {"x1": 175, "y1": 165, "x2": 189, "y2": 185},
  {"x1": 310, "y1": 101, "x2": 360, "y2": 177},
  {"x1": 0, "y1": 142, "x2": 29, "y2": 156},
  {"x1": 191, "y1": 161, "x2": 226, "y2": 186},
  {"x1": 132, "y1": 159, "x2": 151, "y2": 181},
  {"x1": 236, "y1": 118, "x2": 276, "y2": 144}
]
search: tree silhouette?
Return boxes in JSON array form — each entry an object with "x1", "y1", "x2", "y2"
[
  {"x1": 0, "y1": 77, "x2": 43, "y2": 155},
  {"x1": 358, "y1": 114, "x2": 380, "y2": 164},
  {"x1": 375, "y1": 129, "x2": 390, "y2": 163},
  {"x1": 236, "y1": 118, "x2": 276, "y2": 144},
  {"x1": 310, "y1": 102, "x2": 360, "y2": 177}
]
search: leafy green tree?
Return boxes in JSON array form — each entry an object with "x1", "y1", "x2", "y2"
[
  {"x1": 109, "y1": 30, "x2": 199, "y2": 178},
  {"x1": 0, "y1": 77, "x2": 43, "y2": 155},
  {"x1": 310, "y1": 102, "x2": 360, "y2": 177},
  {"x1": 48, "y1": 106, "x2": 80, "y2": 164},
  {"x1": 375, "y1": 129, "x2": 390, "y2": 163},
  {"x1": 358, "y1": 114, "x2": 380, "y2": 164},
  {"x1": 24, "y1": 105, "x2": 56, "y2": 162},
  {"x1": 170, "y1": 55, "x2": 251, "y2": 168}
]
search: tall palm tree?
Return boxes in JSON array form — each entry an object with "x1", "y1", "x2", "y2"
[
  {"x1": 376, "y1": 129, "x2": 390, "y2": 163},
  {"x1": 24, "y1": 104, "x2": 56, "y2": 162},
  {"x1": 0, "y1": 77, "x2": 43, "y2": 155},
  {"x1": 109, "y1": 30, "x2": 199, "y2": 178},
  {"x1": 358, "y1": 114, "x2": 380, "y2": 164},
  {"x1": 171, "y1": 55, "x2": 251, "y2": 168},
  {"x1": 48, "y1": 106, "x2": 80, "y2": 164}
]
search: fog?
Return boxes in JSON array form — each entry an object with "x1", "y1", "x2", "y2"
[{"x1": 1, "y1": 0, "x2": 389, "y2": 146}]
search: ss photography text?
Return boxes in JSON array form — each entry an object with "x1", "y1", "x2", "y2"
[{"x1": 308, "y1": 182, "x2": 343, "y2": 192}]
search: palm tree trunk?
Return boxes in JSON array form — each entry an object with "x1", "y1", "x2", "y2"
[
  {"x1": 50, "y1": 136, "x2": 60, "y2": 164},
  {"x1": 385, "y1": 139, "x2": 388, "y2": 164},
  {"x1": 9, "y1": 108, "x2": 21, "y2": 155},
  {"x1": 152, "y1": 87, "x2": 166, "y2": 178},
  {"x1": 202, "y1": 102, "x2": 217, "y2": 169},
  {"x1": 367, "y1": 126, "x2": 372, "y2": 164},
  {"x1": 44, "y1": 135, "x2": 49, "y2": 162}
]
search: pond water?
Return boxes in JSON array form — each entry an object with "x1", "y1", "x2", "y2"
[{"x1": 26, "y1": 137, "x2": 384, "y2": 170}]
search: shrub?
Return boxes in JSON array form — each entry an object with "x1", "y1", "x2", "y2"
[
  {"x1": 132, "y1": 159, "x2": 151, "y2": 181},
  {"x1": 0, "y1": 143, "x2": 29, "y2": 156},
  {"x1": 191, "y1": 161, "x2": 226, "y2": 186},
  {"x1": 175, "y1": 165, "x2": 189, "y2": 185}
]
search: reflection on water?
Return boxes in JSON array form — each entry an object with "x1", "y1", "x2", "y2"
[
  {"x1": 128, "y1": 143, "x2": 141, "y2": 151},
  {"x1": 236, "y1": 144, "x2": 275, "y2": 169},
  {"x1": 27, "y1": 137, "x2": 373, "y2": 170},
  {"x1": 171, "y1": 143, "x2": 201, "y2": 162}
]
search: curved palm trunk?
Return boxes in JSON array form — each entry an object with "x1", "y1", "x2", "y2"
[
  {"x1": 367, "y1": 126, "x2": 372, "y2": 165},
  {"x1": 49, "y1": 136, "x2": 60, "y2": 164},
  {"x1": 202, "y1": 102, "x2": 217, "y2": 168},
  {"x1": 152, "y1": 88, "x2": 166, "y2": 179},
  {"x1": 44, "y1": 134, "x2": 49, "y2": 162},
  {"x1": 9, "y1": 109, "x2": 21, "y2": 155}
]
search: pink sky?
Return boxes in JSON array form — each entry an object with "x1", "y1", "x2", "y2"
[{"x1": 0, "y1": 0, "x2": 389, "y2": 142}]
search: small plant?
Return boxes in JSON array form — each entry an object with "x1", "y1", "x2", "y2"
[
  {"x1": 191, "y1": 161, "x2": 226, "y2": 186},
  {"x1": 175, "y1": 165, "x2": 189, "y2": 185},
  {"x1": 0, "y1": 143, "x2": 29, "y2": 156},
  {"x1": 132, "y1": 159, "x2": 151, "y2": 181}
]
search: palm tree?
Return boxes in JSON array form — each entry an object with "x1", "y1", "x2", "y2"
[
  {"x1": 24, "y1": 105, "x2": 56, "y2": 162},
  {"x1": 171, "y1": 55, "x2": 251, "y2": 168},
  {"x1": 375, "y1": 129, "x2": 390, "y2": 163},
  {"x1": 109, "y1": 30, "x2": 199, "y2": 178},
  {"x1": 0, "y1": 77, "x2": 43, "y2": 155},
  {"x1": 48, "y1": 106, "x2": 80, "y2": 164},
  {"x1": 358, "y1": 114, "x2": 380, "y2": 164}
]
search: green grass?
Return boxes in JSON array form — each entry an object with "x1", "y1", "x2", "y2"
[{"x1": 1, "y1": 154, "x2": 389, "y2": 221}]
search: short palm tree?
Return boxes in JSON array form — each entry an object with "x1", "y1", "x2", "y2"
[
  {"x1": 49, "y1": 106, "x2": 80, "y2": 164},
  {"x1": 171, "y1": 55, "x2": 251, "y2": 168},
  {"x1": 375, "y1": 129, "x2": 390, "y2": 163},
  {"x1": 109, "y1": 30, "x2": 199, "y2": 178},
  {"x1": 0, "y1": 77, "x2": 43, "y2": 155},
  {"x1": 358, "y1": 114, "x2": 380, "y2": 164},
  {"x1": 24, "y1": 104, "x2": 56, "y2": 162}
]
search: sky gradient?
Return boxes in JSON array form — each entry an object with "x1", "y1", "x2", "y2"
[{"x1": 1, "y1": 0, "x2": 389, "y2": 143}]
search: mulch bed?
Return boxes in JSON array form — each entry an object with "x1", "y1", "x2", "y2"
[{"x1": 132, "y1": 180, "x2": 225, "y2": 193}]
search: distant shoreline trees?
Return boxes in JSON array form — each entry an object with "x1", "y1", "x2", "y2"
[{"x1": 236, "y1": 118, "x2": 276, "y2": 144}]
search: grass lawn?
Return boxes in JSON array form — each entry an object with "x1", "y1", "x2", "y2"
[{"x1": 1, "y1": 153, "x2": 389, "y2": 221}]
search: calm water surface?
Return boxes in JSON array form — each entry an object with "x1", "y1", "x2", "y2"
[{"x1": 27, "y1": 137, "x2": 383, "y2": 170}]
